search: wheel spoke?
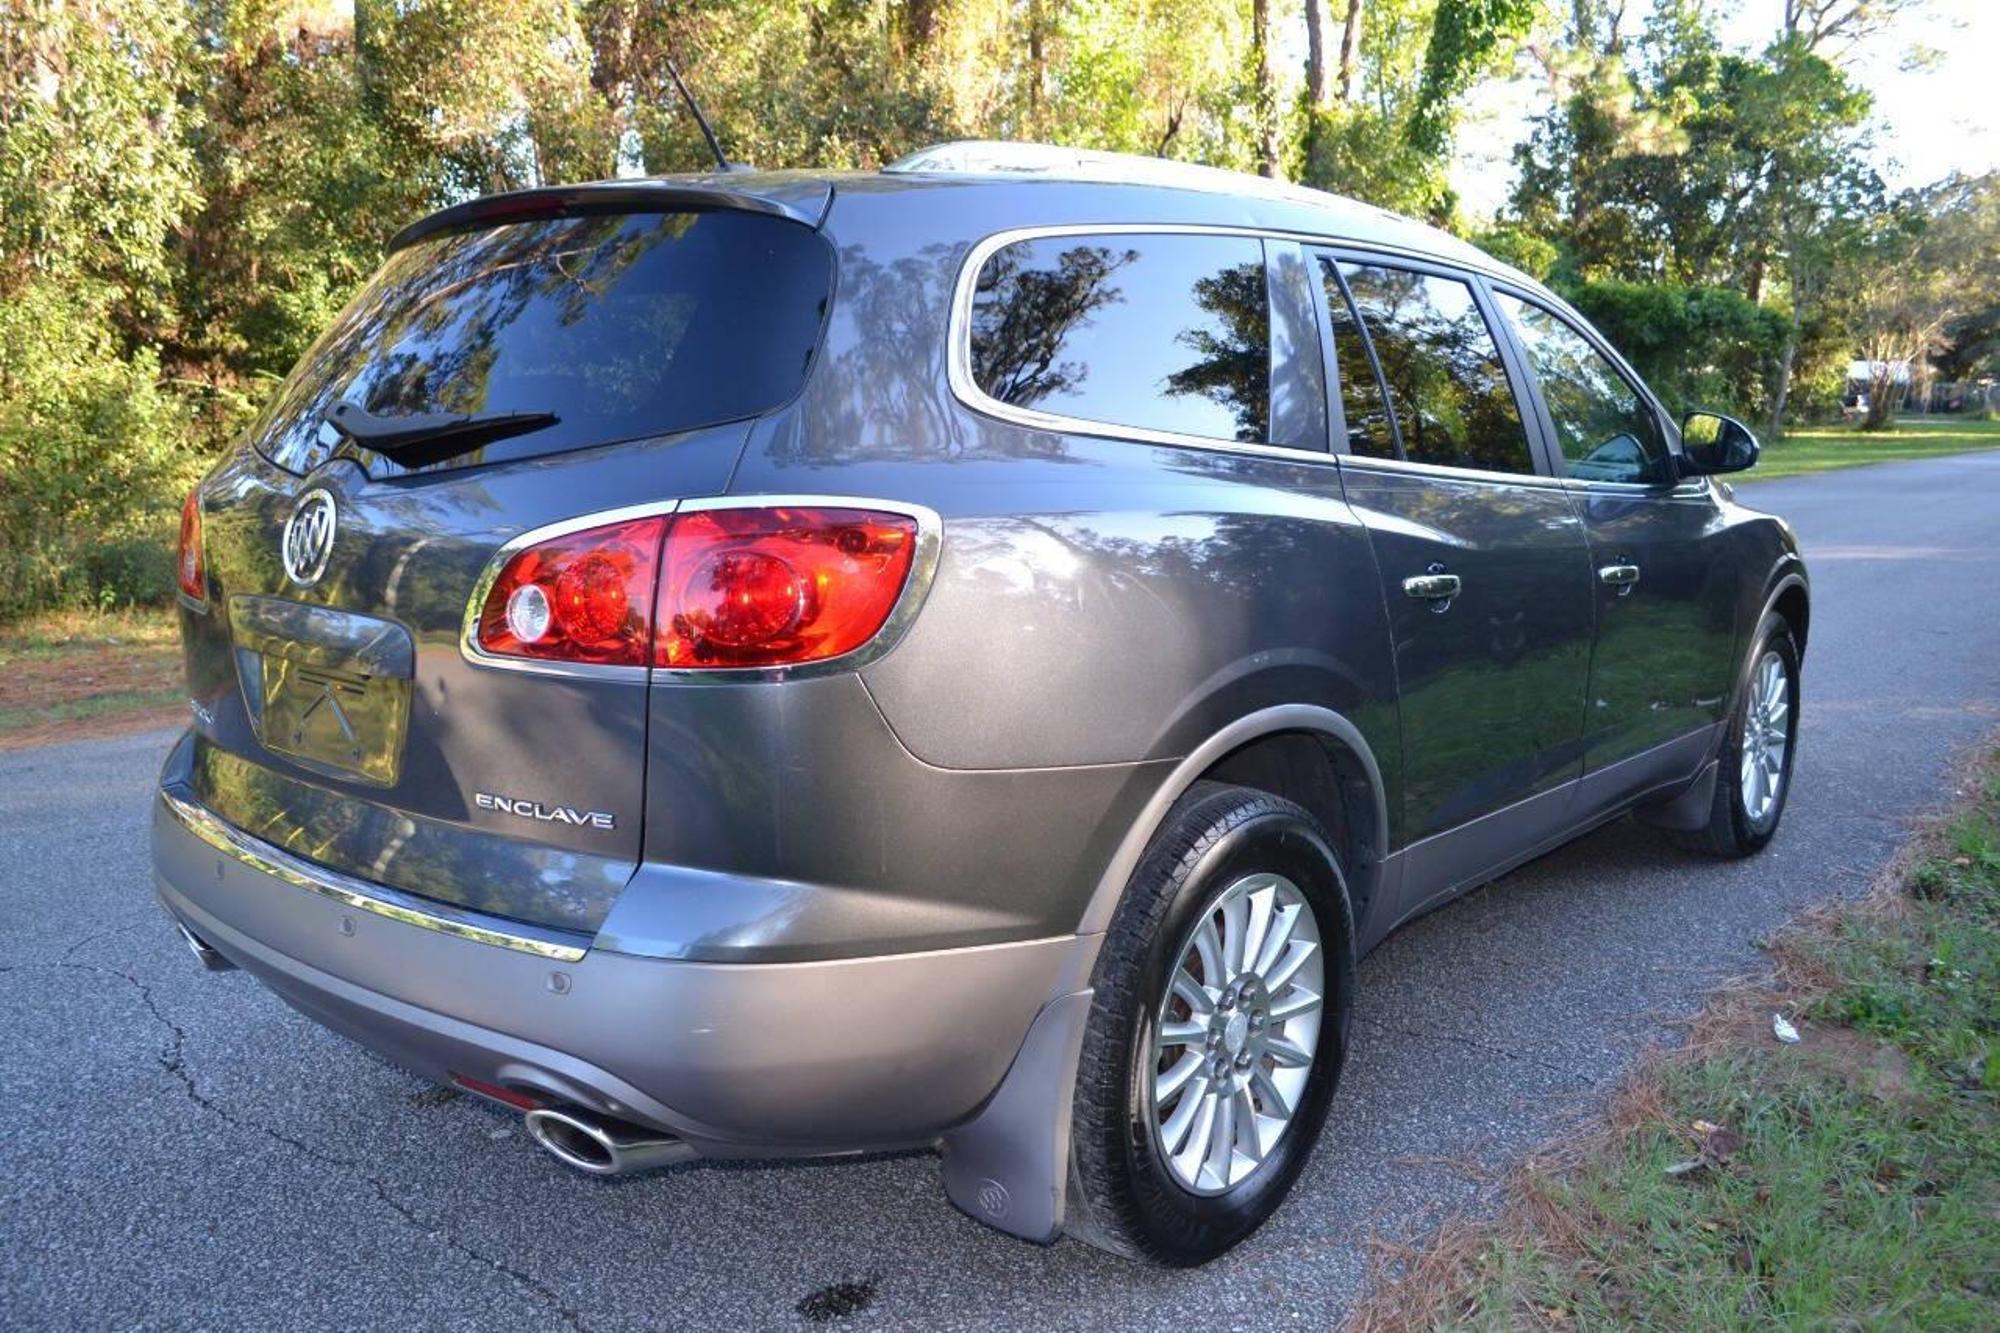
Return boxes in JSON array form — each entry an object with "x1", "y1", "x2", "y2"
[
  {"x1": 1204, "y1": 1084, "x2": 1238, "y2": 1184},
  {"x1": 1218, "y1": 891, "x2": 1249, "y2": 977},
  {"x1": 1161, "y1": 1076, "x2": 1211, "y2": 1153},
  {"x1": 1156, "y1": 1052, "x2": 1203, "y2": 1103},
  {"x1": 1171, "y1": 1087, "x2": 1220, "y2": 1179},
  {"x1": 1253, "y1": 902, "x2": 1302, "y2": 977},
  {"x1": 1267, "y1": 1036, "x2": 1313, "y2": 1068},
  {"x1": 1234, "y1": 1084, "x2": 1266, "y2": 1161},
  {"x1": 1264, "y1": 938, "x2": 1318, "y2": 994},
  {"x1": 1171, "y1": 967, "x2": 1215, "y2": 1016},
  {"x1": 1157, "y1": 1018, "x2": 1206, "y2": 1050},
  {"x1": 1268, "y1": 987, "x2": 1322, "y2": 1023},
  {"x1": 1252, "y1": 1063, "x2": 1291, "y2": 1119},
  {"x1": 1239, "y1": 882, "x2": 1276, "y2": 983},
  {"x1": 1193, "y1": 916, "x2": 1224, "y2": 986}
]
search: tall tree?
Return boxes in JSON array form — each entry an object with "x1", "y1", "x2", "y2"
[{"x1": 1252, "y1": 0, "x2": 1279, "y2": 176}]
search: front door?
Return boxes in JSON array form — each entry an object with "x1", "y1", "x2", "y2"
[
  {"x1": 1313, "y1": 253, "x2": 1596, "y2": 904},
  {"x1": 1490, "y1": 291, "x2": 1736, "y2": 809}
]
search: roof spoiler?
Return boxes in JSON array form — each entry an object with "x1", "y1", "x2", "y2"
[{"x1": 387, "y1": 180, "x2": 825, "y2": 253}]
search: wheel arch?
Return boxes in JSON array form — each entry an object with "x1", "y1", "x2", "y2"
[{"x1": 1077, "y1": 705, "x2": 1390, "y2": 948}]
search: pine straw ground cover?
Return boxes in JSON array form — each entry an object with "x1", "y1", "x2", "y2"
[{"x1": 1349, "y1": 744, "x2": 2000, "y2": 1330}]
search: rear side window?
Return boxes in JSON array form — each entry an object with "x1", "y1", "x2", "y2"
[
  {"x1": 968, "y1": 233, "x2": 1271, "y2": 444},
  {"x1": 252, "y1": 210, "x2": 834, "y2": 474},
  {"x1": 1495, "y1": 294, "x2": 1670, "y2": 484},
  {"x1": 1334, "y1": 261, "x2": 1535, "y2": 475},
  {"x1": 1315, "y1": 258, "x2": 1397, "y2": 459}
]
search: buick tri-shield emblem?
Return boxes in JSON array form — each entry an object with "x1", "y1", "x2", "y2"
[{"x1": 281, "y1": 488, "x2": 338, "y2": 587}]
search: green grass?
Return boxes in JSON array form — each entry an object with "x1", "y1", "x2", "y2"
[
  {"x1": 1353, "y1": 754, "x2": 2000, "y2": 1331},
  {"x1": 1753, "y1": 416, "x2": 2000, "y2": 480}
]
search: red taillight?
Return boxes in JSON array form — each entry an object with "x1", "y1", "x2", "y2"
[
  {"x1": 177, "y1": 489, "x2": 205, "y2": 603},
  {"x1": 475, "y1": 516, "x2": 667, "y2": 666},
  {"x1": 656, "y1": 507, "x2": 919, "y2": 669},
  {"x1": 471, "y1": 505, "x2": 922, "y2": 670}
]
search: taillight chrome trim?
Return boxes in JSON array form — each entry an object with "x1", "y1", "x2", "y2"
[{"x1": 458, "y1": 494, "x2": 944, "y2": 683}]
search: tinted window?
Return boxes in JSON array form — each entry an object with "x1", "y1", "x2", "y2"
[
  {"x1": 969, "y1": 233, "x2": 1270, "y2": 443},
  {"x1": 253, "y1": 210, "x2": 834, "y2": 474},
  {"x1": 1316, "y1": 257, "x2": 1397, "y2": 459},
  {"x1": 1497, "y1": 294, "x2": 1669, "y2": 484},
  {"x1": 1338, "y1": 263, "x2": 1534, "y2": 475}
]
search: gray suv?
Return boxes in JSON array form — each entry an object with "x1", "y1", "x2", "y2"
[{"x1": 152, "y1": 142, "x2": 1807, "y2": 1265}]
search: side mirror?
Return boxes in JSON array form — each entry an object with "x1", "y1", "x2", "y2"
[{"x1": 1680, "y1": 410, "x2": 1760, "y2": 475}]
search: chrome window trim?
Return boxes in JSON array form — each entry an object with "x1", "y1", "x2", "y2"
[
  {"x1": 946, "y1": 224, "x2": 1301, "y2": 458},
  {"x1": 1334, "y1": 451, "x2": 1571, "y2": 492},
  {"x1": 160, "y1": 788, "x2": 590, "y2": 962},
  {"x1": 946, "y1": 222, "x2": 1530, "y2": 470},
  {"x1": 458, "y1": 494, "x2": 944, "y2": 685}
]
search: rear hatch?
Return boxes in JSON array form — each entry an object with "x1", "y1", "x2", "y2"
[{"x1": 179, "y1": 201, "x2": 834, "y2": 935}]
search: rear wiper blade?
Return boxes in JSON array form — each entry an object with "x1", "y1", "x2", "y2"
[{"x1": 324, "y1": 398, "x2": 558, "y2": 466}]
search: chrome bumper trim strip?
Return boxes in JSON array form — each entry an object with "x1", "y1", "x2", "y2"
[{"x1": 160, "y1": 789, "x2": 590, "y2": 963}]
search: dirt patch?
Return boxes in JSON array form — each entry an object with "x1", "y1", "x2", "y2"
[
  {"x1": 0, "y1": 703, "x2": 189, "y2": 751},
  {"x1": 0, "y1": 613, "x2": 184, "y2": 748}
]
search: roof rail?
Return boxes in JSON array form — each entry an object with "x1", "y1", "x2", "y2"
[{"x1": 882, "y1": 140, "x2": 1380, "y2": 215}]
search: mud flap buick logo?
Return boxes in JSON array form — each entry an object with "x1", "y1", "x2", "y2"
[{"x1": 476, "y1": 792, "x2": 616, "y2": 830}]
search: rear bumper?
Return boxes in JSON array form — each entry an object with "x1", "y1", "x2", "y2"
[{"x1": 152, "y1": 771, "x2": 1089, "y2": 1156}]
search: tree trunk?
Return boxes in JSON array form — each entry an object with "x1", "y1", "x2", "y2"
[
  {"x1": 1863, "y1": 367, "x2": 1898, "y2": 430},
  {"x1": 1767, "y1": 313, "x2": 1800, "y2": 440},
  {"x1": 1026, "y1": 0, "x2": 1044, "y2": 133},
  {"x1": 1338, "y1": 0, "x2": 1364, "y2": 103},
  {"x1": 1253, "y1": 0, "x2": 1279, "y2": 177},
  {"x1": 1306, "y1": 0, "x2": 1331, "y2": 108}
]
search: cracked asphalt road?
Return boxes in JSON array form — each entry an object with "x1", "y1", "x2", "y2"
[{"x1": 4, "y1": 453, "x2": 1997, "y2": 1330}]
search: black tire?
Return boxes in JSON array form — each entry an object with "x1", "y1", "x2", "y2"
[
  {"x1": 1676, "y1": 614, "x2": 1801, "y2": 858},
  {"x1": 1066, "y1": 782, "x2": 1354, "y2": 1265}
]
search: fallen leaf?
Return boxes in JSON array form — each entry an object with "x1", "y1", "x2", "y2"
[{"x1": 1773, "y1": 1013, "x2": 1802, "y2": 1044}]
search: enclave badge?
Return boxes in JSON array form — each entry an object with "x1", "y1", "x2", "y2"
[
  {"x1": 282, "y1": 488, "x2": 338, "y2": 587},
  {"x1": 476, "y1": 791, "x2": 616, "y2": 830}
]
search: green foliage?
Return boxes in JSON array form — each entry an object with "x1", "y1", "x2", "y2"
[
  {"x1": 0, "y1": 0, "x2": 1987, "y2": 619},
  {"x1": 0, "y1": 281, "x2": 203, "y2": 619},
  {"x1": 1561, "y1": 279, "x2": 1787, "y2": 417}
]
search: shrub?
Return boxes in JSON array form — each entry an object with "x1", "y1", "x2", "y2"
[{"x1": 0, "y1": 281, "x2": 206, "y2": 620}]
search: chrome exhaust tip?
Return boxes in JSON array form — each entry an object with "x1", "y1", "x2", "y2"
[
  {"x1": 523, "y1": 1106, "x2": 694, "y2": 1176},
  {"x1": 175, "y1": 921, "x2": 236, "y2": 972}
]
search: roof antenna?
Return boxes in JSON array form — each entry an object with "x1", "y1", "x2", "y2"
[{"x1": 663, "y1": 56, "x2": 743, "y2": 173}]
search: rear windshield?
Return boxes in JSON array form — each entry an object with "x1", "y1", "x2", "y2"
[{"x1": 250, "y1": 209, "x2": 834, "y2": 474}]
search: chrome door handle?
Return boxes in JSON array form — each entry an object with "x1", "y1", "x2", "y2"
[
  {"x1": 1598, "y1": 563, "x2": 1641, "y2": 591},
  {"x1": 1402, "y1": 573, "x2": 1462, "y2": 601}
]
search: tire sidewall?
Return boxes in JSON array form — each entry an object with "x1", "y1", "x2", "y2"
[{"x1": 1108, "y1": 795, "x2": 1353, "y2": 1261}]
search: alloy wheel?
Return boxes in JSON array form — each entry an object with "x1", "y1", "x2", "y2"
[
  {"x1": 1740, "y1": 648, "x2": 1791, "y2": 825},
  {"x1": 1147, "y1": 872, "x2": 1324, "y2": 1195}
]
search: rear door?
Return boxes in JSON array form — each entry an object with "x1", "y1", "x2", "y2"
[
  {"x1": 1490, "y1": 290, "x2": 1735, "y2": 807},
  {"x1": 181, "y1": 207, "x2": 834, "y2": 935},
  {"x1": 1311, "y1": 252, "x2": 1595, "y2": 898}
]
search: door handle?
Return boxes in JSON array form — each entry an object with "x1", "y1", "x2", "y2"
[
  {"x1": 1402, "y1": 572, "x2": 1462, "y2": 602},
  {"x1": 1598, "y1": 563, "x2": 1641, "y2": 592}
]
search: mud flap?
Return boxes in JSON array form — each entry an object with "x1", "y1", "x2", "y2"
[
  {"x1": 938, "y1": 988, "x2": 1093, "y2": 1244},
  {"x1": 1635, "y1": 759, "x2": 1720, "y2": 832}
]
